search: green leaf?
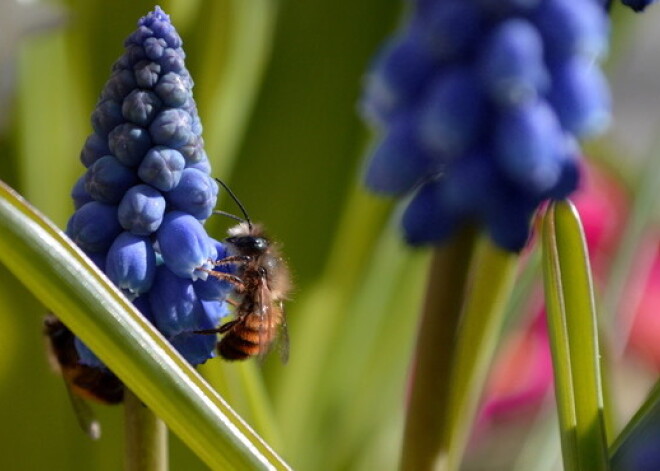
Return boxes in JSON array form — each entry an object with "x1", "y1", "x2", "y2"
[
  {"x1": 610, "y1": 379, "x2": 660, "y2": 470},
  {"x1": 0, "y1": 180, "x2": 290, "y2": 471},
  {"x1": 541, "y1": 200, "x2": 609, "y2": 471}
]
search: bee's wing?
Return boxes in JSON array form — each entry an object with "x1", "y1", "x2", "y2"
[
  {"x1": 255, "y1": 280, "x2": 288, "y2": 362},
  {"x1": 63, "y1": 381, "x2": 102, "y2": 440},
  {"x1": 276, "y1": 301, "x2": 290, "y2": 364}
]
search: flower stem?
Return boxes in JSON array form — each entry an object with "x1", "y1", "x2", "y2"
[
  {"x1": 400, "y1": 227, "x2": 477, "y2": 471},
  {"x1": 124, "y1": 389, "x2": 168, "y2": 471}
]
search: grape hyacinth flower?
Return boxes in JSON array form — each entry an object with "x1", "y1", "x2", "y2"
[
  {"x1": 360, "y1": 0, "x2": 611, "y2": 251},
  {"x1": 66, "y1": 7, "x2": 230, "y2": 367}
]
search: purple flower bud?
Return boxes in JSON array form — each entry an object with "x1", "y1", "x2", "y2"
[
  {"x1": 106, "y1": 232, "x2": 157, "y2": 299},
  {"x1": 534, "y1": 0, "x2": 609, "y2": 63},
  {"x1": 108, "y1": 123, "x2": 152, "y2": 167},
  {"x1": 149, "y1": 108, "x2": 193, "y2": 147},
  {"x1": 168, "y1": 331, "x2": 216, "y2": 365},
  {"x1": 137, "y1": 146, "x2": 185, "y2": 191},
  {"x1": 66, "y1": 201, "x2": 122, "y2": 253},
  {"x1": 412, "y1": 0, "x2": 482, "y2": 60},
  {"x1": 178, "y1": 135, "x2": 206, "y2": 164},
  {"x1": 478, "y1": 19, "x2": 549, "y2": 106},
  {"x1": 124, "y1": 25, "x2": 153, "y2": 47},
  {"x1": 122, "y1": 90, "x2": 162, "y2": 126},
  {"x1": 418, "y1": 68, "x2": 485, "y2": 156},
  {"x1": 85, "y1": 155, "x2": 138, "y2": 204},
  {"x1": 361, "y1": 35, "x2": 438, "y2": 126},
  {"x1": 134, "y1": 60, "x2": 161, "y2": 89},
  {"x1": 167, "y1": 168, "x2": 218, "y2": 220},
  {"x1": 155, "y1": 72, "x2": 190, "y2": 108},
  {"x1": 402, "y1": 179, "x2": 458, "y2": 245},
  {"x1": 157, "y1": 211, "x2": 216, "y2": 279},
  {"x1": 118, "y1": 184, "x2": 167, "y2": 235},
  {"x1": 494, "y1": 100, "x2": 564, "y2": 194},
  {"x1": 148, "y1": 265, "x2": 204, "y2": 336},
  {"x1": 144, "y1": 37, "x2": 167, "y2": 61},
  {"x1": 91, "y1": 100, "x2": 124, "y2": 137},
  {"x1": 194, "y1": 239, "x2": 233, "y2": 301},
  {"x1": 364, "y1": 115, "x2": 435, "y2": 195},
  {"x1": 71, "y1": 174, "x2": 93, "y2": 209},
  {"x1": 101, "y1": 69, "x2": 138, "y2": 102},
  {"x1": 549, "y1": 57, "x2": 611, "y2": 138},
  {"x1": 80, "y1": 133, "x2": 110, "y2": 168},
  {"x1": 187, "y1": 157, "x2": 211, "y2": 174}
]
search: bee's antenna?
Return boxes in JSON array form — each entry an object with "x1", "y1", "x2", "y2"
[{"x1": 214, "y1": 178, "x2": 253, "y2": 230}]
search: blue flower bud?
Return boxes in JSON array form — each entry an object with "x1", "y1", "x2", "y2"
[
  {"x1": 412, "y1": 0, "x2": 482, "y2": 60},
  {"x1": 187, "y1": 157, "x2": 211, "y2": 174},
  {"x1": 71, "y1": 175, "x2": 93, "y2": 209},
  {"x1": 106, "y1": 232, "x2": 157, "y2": 299},
  {"x1": 157, "y1": 211, "x2": 215, "y2": 279},
  {"x1": 361, "y1": 35, "x2": 437, "y2": 126},
  {"x1": 149, "y1": 108, "x2": 193, "y2": 147},
  {"x1": 80, "y1": 133, "x2": 110, "y2": 168},
  {"x1": 108, "y1": 123, "x2": 152, "y2": 167},
  {"x1": 91, "y1": 100, "x2": 124, "y2": 137},
  {"x1": 67, "y1": 201, "x2": 122, "y2": 253},
  {"x1": 549, "y1": 57, "x2": 611, "y2": 138},
  {"x1": 85, "y1": 155, "x2": 138, "y2": 204},
  {"x1": 155, "y1": 72, "x2": 190, "y2": 108},
  {"x1": 167, "y1": 168, "x2": 218, "y2": 220},
  {"x1": 534, "y1": 0, "x2": 609, "y2": 62},
  {"x1": 101, "y1": 69, "x2": 138, "y2": 102},
  {"x1": 478, "y1": 19, "x2": 549, "y2": 106},
  {"x1": 160, "y1": 48, "x2": 186, "y2": 74},
  {"x1": 494, "y1": 100, "x2": 564, "y2": 194},
  {"x1": 402, "y1": 179, "x2": 458, "y2": 245},
  {"x1": 134, "y1": 60, "x2": 162, "y2": 89},
  {"x1": 179, "y1": 135, "x2": 206, "y2": 164},
  {"x1": 194, "y1": 239, "x2": 233, "y2": 301},
  {"x1": 137, "y1": 146, "x2": 185, "y2": 191},
  {"x1": 122, "y1": 90, "x2": 162, "y2": 127},
  {"x1": 418, "y1": 68, "x2": 485, "y2": 156},
  {"x1": 144, "y1": 36, "x2": 167, "y2": 61},
  {"x1": 118, "y1": 184, "x2": 167, "y2": 235},
  {"x1": 148, "y1": 265, "x2": 205, "y2": 336},
  {"x1": 168, "y1": 331, "x2": 216, "y2": 365},
  {"x1": 364, "y1": 114, "x2": 435, "y2": 195}
]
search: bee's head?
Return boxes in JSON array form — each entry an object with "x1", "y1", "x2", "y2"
[{"x1": 226, "y1": 235, "x2": 269, "y2": 255}]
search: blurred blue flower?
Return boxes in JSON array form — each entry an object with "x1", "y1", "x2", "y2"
[
  {"x1": 361, "y1": 0, "x2": 611, "y2": 251},
  {"x1": 67, "y1": 7, "x2": 230, "y2": 367}
]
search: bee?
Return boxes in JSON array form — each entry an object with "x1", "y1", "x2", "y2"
[
  {"x1": 44, "y1": 313, "x2": 123, "y2": 439},
  {"x1": 196, "y1": 179, "x2": 291, "y2": 361}
]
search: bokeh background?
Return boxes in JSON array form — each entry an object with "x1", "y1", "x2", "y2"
[{"x1": 0, "y1": 1, "x2": 659, "y2": 470}]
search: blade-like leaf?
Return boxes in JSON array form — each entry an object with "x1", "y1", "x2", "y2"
[
  {"x1": 541, "y1": 200, "x2": 609, "y2": 471},
  {"x1": 0, "y1": 180, "x2": 290, "y2": 471}
]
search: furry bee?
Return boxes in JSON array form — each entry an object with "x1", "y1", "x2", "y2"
[
  {"x1": 44, "y1": 314, "x2": 123, "y2": 438},
  {"x1": 197, "y1": 180, "x2": 291, "y2": 361}
]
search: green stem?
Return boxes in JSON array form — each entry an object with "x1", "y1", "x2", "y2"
[
  {"x1": 124, "y1": 389, "x2": 168, "y2": 471},
  {"x1": 400, "y1": 227, "x2": 477, "y2": 471}
]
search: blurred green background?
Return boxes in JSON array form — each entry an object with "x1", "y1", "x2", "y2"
[{"x1": 2, "y1": 1, "x2": 660, "y2": 470}]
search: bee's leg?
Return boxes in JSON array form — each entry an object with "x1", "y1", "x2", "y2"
[
  {"x1": 194, "y1": 319, "x2": 238, "y2": 335},
  {"x1": 198, "y1": 268, "x2": 246, "y2": 291},
  {"x1": 212, "y1": 255, "x2": 252, "y2": 267}
]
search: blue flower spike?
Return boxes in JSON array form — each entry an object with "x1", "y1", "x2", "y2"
[
  {"x1": 66, "y1": 6, "x2": 229, "y2": 366},
  {"x1": 361, "y1": 0, "x2": 611, "y2": 251}
]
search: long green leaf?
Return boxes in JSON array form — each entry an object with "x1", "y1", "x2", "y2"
[
  {"x1": 541, "y1": 200, "x2": 609, "y2": 471},
  {"x1": 0, "y1": 180, "x2": 290, "y2": 471}
]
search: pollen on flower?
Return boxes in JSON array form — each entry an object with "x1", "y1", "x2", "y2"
[{"x1": 65, "y1": 6, "x2": 231, "y2": 366}]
